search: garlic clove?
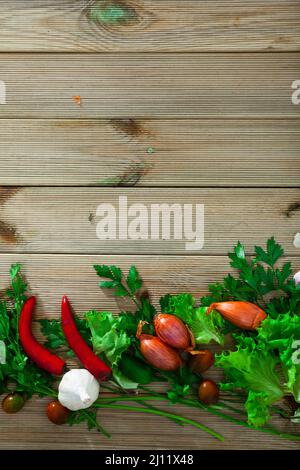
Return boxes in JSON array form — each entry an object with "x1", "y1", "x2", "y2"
[{"x1": 79, "y1": 391, "x2": 92, "y2": 406}]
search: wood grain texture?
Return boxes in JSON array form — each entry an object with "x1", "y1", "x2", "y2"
[
  {"x1": 0, "y1": 53, "x2": 299, "y2": 118},
  {"x1": 0, "y1": 253, "x2": 299, "y2": 449},
  {"x1": 0, "y1": 253, "x2": 299, "y2": 316},
  {"x1": 0, "y1": 119, "x2": 299, "y2": 187},
  {"x1": 0, "y1": 187, "x2": 299, "y2": 254},
  {"x1": 0, "y1": 395, "x2": 299, "y2": 450},
  {"x1": 1, "y1": 0, "x2": 299, "y2": 453},
  {"x1": 0, "y1": 1, "x2": 300, "y2": 52}
]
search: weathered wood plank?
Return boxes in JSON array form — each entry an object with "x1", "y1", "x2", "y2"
[
  {"x1": 0, "y1": 1, "x2": 300, "y2": 52},
  {"x1": 0, "y1": 254, "x2": 299, "y2": 315},
  {"x1": 0, "y1": 188, "x2": 299, "y2": 254},
  {"x1": 0, "y1": 395, "x2": 299, "y2": 450},
  {"x1": 0, "y1": 53, "x2": 299, "y2": 118},
  {"x1": 0, "y1": 119, "x2": 299, "y2": 187}
]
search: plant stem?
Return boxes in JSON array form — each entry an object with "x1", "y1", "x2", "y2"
[
  {"x1": 135, "y1": 388, "x2": 300, "y2": 442},
  {"x1": 94, "y1": 403, "x2": 224, "y2": 441},
  {"x1": 181, "y1": 399, "x2": 300, "y2": 442},
  {"x1": 120, "y1": 278, "x2": 140, "y2": 308},
  {"x1": 140, "y1": 399, "x2": 184, "y2": 427},
  {"x1": 97, "y1": 395, "x2": 161, "y2": 403},
  {"x1": 98, "y1": 395, "x2": 186, "y2": 425}
]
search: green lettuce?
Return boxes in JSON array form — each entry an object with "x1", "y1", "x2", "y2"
[
  {"x1": 245, "y1": 391, "x2": 273, "y2": 428},
  {"x1": 0, "y1": 340, "x2": 6, "y2": 365},
  {"x1": 191, "y1": 307, "x2": 225, "y2": 345},
  {"x1": 160, "y1": 293, "x2": 224, "y2": 345},
  {"x1": 85, "y1": 310, "x2": 130, "y2": 367},
  {"x1": 257, "y1": 313, "x2": 300, "y2": 347},
  {"x1": 258, "y1": 314, "x2": 300, "y2": 403},
  {"x1": 281, "y1": 342, "x2": 300, "y2": 403},
  {"x1": 216, "y1": 336, "x2": 284, "y2": 427},
  {"x1": 112, "y1": 367, "x2": 138, "y2": 390}
]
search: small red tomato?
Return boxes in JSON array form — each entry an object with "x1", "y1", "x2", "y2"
[
  {"x1": 47, "y1": 400, "x2": 70, "y2": 425},
  {"x1": 198, "y1": 379, "x2": 219, "y2": 405},
  {"x1": 189, "y1": 350, "x2": 214, "y2": 374},
  {"x1": 2, "y1": 393, "x2": 26, "y2": 414}
]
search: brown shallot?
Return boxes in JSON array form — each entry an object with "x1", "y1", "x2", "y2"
[
  {"x1": 154, "y1": 313, "x2": 191, "y2": 350},
  {"x1": 206, "y1": 301, "x2": 267, "y2": 330}
]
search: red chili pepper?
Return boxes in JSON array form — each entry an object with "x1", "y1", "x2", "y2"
[
  {"x1": 61, "y1": 296, "x2": 111, "y2": 381},
  {"x1": 19, "y1": 297, "x2": 65, "y2": 375}
]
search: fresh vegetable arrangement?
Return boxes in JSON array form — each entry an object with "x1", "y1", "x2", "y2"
[{"x1": 1, "y1": 238, "x2": 300, "y2": 442}]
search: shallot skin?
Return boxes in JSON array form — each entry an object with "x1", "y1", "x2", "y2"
[
  {"x1": 139, "y1": 334, "x2": 183, "y2": 371},
  {"x1": 154, "y1": 314, "x2": 190, "y2": 350},
  {"x1": 189, "y1": 350, "x2": 214, "y2": 373},
  {"x1": 207, "y1": 301, "x2": 267, "y2": 330}
]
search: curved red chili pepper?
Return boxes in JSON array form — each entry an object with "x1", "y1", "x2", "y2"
[
  {"x1": 61, "y1": 296, "x2": 111, "y2": 381},
  {"x1": 19, "y1": 296, "x2": 66, "y2": 375}
]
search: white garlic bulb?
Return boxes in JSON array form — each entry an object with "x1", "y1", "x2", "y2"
[{"x1": 58, "y1": 369, "x2": 100, "y2": 411}]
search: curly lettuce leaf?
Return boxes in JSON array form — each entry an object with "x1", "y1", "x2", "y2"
[
  {"x1": 245, "y1": 391, "x2": 272, "y2": 427},
  {"x1": 216, "y1": 337, "x2": 283, "y2": 427},
  {"x1": 160, "y1": 294, "x2": 225, "y2": 345},
  {"x1": 258, "y1": 313, "x2": 300, "y2": 346},
  {"x1": 279, "y1": 340, "x2": 300, "y2": 403},
  {"x1": 85, "y1": 311, "x2": 130, "y2": 367},
  {"x1": 258, "y1": 314, "x2": 300, "y2": 403},
  {"x1": 160, "y1": 293, "x2": 195, "y2": 322},
  {"x1": 191, "y1": 307, "x2": 225, "y2": 345}
]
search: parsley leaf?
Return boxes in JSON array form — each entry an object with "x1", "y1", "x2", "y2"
[
  {"x1": 94, "y1": 264, "x2": 125, "y2": 292},
  {"x1": 67, "y1": 408, "x2": 111, "y2": 438},
  {"x1": 95, "y1": 264, "x2": 156, "y2": 325},
  {"x1": 126, "y1": 265, "x2": 143, "y2": 295},
  {"x1": 254, "y1": 237, "x2": 284, "y2": 268},
  {"x1": 0, "y1": 264, "x2": 55, "y2": 397},
  {"x1": 39, "y1": 316, "x2": 91, "y2": 357},
  {"x1": 201, "y1": 237, "x2": 300, "y2": 318}
]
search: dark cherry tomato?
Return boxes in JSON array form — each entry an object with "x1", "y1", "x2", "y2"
[
  {"x1": 198, "y1": 379, "x2": 219, "y2": 405},
  {"x1": 189, "y1": 350, "x2": 214, "y2": 374},
  {"x1": 2, "y1": 392, "x2": 26, "y2": 414},
  {"x1": 47, "y1": 400, "x2": 70, "y2": 425}
]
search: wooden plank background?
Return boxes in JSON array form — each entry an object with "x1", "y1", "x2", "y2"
[
  {"x1": 0, "y1": 1, "x2": 299, "y2": 52},
  {"x1": 0, "y1": 0, "x2": 299, "y2": 450},
  {"x1": 0, "y1": 119, "x2": 299, "y2": 186},
  {"x1": 1, "y1": 254, "x2": 300, "y2": 316},
  {"x1": 0, "y1": 187, "x2": 299, "y2": 254},
  {"x1": 0, "y1": 53, "x2": 299, "y2": 118}
]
